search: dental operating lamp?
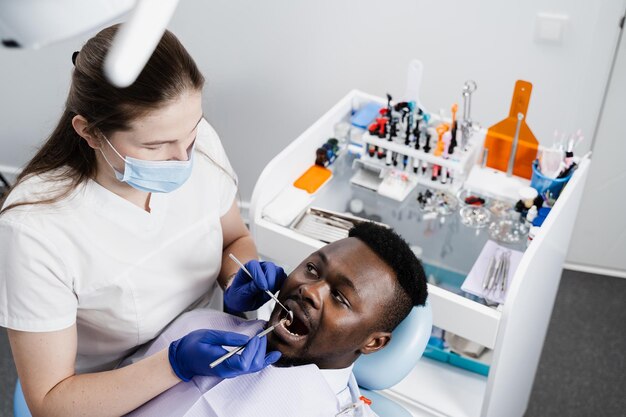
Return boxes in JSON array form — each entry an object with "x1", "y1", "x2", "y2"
[{"x1": 0, "y1": 0, "x2": 180, "y2": 88}]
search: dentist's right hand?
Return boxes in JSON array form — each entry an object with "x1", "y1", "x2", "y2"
[{"x1": 168, "y1": 329, "x2": 281, "y2": 382}]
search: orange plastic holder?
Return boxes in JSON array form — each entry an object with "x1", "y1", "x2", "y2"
[
  {"x1": 484, "y1": 80, "x2": 539, "y2": 179},
  {"x1": 293, "y1": 165, "x2": 332, "y2": 194}
]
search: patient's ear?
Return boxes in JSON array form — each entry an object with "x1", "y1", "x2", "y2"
[{"x1": 360, "y1": 332, "x2": 392, "y2": 355}]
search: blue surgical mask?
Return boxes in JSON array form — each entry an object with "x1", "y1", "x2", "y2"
[{"x1": 99, "y1": 136, "x2": 196, "y2": 193}]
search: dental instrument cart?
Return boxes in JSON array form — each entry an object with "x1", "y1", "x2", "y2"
[{"x1": 249, "y1": 90, "x2": 590, "y2": 417}]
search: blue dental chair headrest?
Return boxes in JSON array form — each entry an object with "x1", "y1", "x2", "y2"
[{"x1": 354, "y1": 301, "x2": 432, "y2": 390}]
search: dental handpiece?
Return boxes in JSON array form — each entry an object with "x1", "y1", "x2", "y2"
[
  {"x1": 228, "y1": 253, "x2": 294, "y2": 323},
  {"x1": 209, "y1": 318, "x2": 288, "y2": 369}
]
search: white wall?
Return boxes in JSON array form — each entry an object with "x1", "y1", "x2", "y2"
[
  {"x1": 567, "y1": 20, "x2": 626, "y2": 276},
  {"x1": 0, "y1": 0, "x2": 624, "y2": 266}
]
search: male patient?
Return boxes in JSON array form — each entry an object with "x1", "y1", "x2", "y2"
[{"x1": 126, "y1": 222, "x2": 427, "y2": 417}]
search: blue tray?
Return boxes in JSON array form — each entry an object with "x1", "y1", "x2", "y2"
[
  {"x1": 421, "y1": 262, "x2": 490, "y2": 376},
  {"x1": 423, "y1": 341, "x2": 490, "y2": 377}
]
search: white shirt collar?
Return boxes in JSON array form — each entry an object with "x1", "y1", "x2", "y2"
[{"x1": 319, "y1": 364, "x2": 354, "y2": 395}]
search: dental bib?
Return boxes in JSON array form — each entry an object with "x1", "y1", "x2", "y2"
[{"x1": 124, "y1": 309, "x2": 344, "y2": 417}]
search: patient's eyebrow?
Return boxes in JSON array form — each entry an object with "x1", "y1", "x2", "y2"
[{"x1": 317, "y1": 250, "x2": 328, "y2": 265}]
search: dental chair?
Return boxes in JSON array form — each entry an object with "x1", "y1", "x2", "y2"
[
  {"x1": 354, "y1": 301, "x2": 433, "y2": 417},
  {"x1": 14, "y1": 302, "x2": 432, "y2": 417},
  {"x1": 13, "y1": 378, "x2": 30, "y2": 417}
]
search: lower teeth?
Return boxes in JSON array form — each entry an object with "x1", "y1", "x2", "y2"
[{"x1": 282, "y1": 321, "x2": 301, "y2": 336}]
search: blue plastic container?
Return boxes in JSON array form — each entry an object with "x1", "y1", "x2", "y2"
[{"x1": 530, "y1": 160, "x2": 573, "y2": 200}]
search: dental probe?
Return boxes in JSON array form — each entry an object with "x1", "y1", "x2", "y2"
[
  {"x1": 209, "y1": 318, "x2": 288, "y2": 369},
  {"x1": 228, "y1": 253, "x2": 294, "y2": 323}
]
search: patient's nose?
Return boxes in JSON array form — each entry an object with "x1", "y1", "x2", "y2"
[{"x1": 299, "y1": 280, "x2": 328, "y2": 310}]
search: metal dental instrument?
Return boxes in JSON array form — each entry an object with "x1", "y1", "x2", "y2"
[
  {"x1": 461, "y1": 80, "x2": 478, "y2": 146},
  {"x1": 209, "y1": 318, "x2": 288, "y2": 369},
  {"x1": 482, "y1": 249, "x2": 500, "y2": 289},
  {"x1": 228, "y1": 253, "x2": 293, "y2": 323},
  {"x1": 500, "y1": 251, "x2": 511, "y2": 293},
  {"x1": 487, "y1": 254, "x2": 503, "y2": 291}
]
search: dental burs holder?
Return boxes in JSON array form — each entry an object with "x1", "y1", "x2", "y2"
[
  {"x1": 228, "y1": 253, "x2": 293, "y2": 323},
  {"x1": 506, "y1": 113, "x2": 524, "y2": 177},
  {"x1": 209, "y1": 319, "x2": 288, "y2": 369},
  {"x1": 359, "y1": 112, "x2": 482, "y2": 196}
]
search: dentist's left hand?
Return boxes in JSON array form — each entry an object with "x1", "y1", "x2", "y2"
[
  {"x1": 168, "y1": 329, "x2": 281, "y2": 381},
  {"x1": 224, "y1": 260, "x2": 288, "y2": 313}
]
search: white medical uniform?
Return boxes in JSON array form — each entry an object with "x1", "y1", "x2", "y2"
[{"x1": 0, "y1": 119, "x2": 237, "y2": 373}]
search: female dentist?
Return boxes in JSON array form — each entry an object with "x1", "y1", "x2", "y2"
[{"x1": 0, "y1": 25, "x2": 285, "y2": 416}]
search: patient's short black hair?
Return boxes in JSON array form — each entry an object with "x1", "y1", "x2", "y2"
[{"x1": 349, "y1": 222, "x2": 427, "y2": 332}]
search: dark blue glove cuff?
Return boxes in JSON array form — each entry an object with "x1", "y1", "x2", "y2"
[{"x1": 168, "y1": 340, "x2": 191, "y2": 382}]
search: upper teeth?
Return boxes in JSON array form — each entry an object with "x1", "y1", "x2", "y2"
[{"x1": 282, "y1": 319, "x2": 301, "y2": 336}]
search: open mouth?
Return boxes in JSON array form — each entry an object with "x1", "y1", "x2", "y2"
[
  {"x1": 272, "y1": 301, "x2": 311, "y2": 345},
  {"x1": 282, "y1": 311, "x2": 309, "y2": 337}
]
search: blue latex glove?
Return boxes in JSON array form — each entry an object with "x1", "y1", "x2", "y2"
[
  {"x1": 223, "y1": 260, "x2": 288, "y2": 313},
  {"x1": 168, "y1": 329, "x2": 281, "y2": 382}
]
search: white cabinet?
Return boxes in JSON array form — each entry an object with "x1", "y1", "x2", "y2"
[{"x1": 250, "y1": 90, "x2": 590, "y2": 417}]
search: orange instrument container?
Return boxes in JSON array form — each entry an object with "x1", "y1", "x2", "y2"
[{"x1": 484, "y1": 80, "x2": 538, "y2": 179}]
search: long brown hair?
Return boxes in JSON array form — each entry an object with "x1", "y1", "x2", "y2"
[{"x1": 0, "y1": 24, "x2": 205, "y2": 214}]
